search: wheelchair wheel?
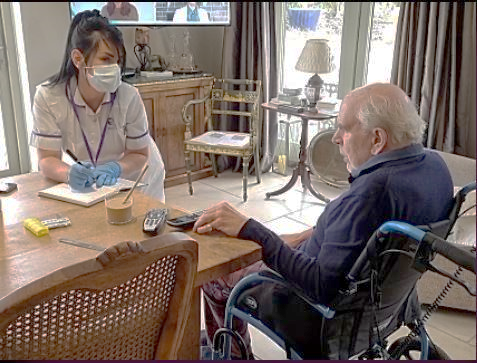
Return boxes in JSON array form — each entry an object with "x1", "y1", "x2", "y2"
[{"x1": 387, "y1": 336, "x2": 451, "y2": 360}]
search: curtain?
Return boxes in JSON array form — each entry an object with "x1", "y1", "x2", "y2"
[
  {"x1": 391, "y1": 2, "x2": 476, "y2": 158},
  {"x1": 219, "y1": 2, "x2": 278, "y2": 173}
]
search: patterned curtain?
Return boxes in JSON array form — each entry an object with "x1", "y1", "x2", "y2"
[{"x1": 391, "y1": 2, "x2": 476, "y2": 158}]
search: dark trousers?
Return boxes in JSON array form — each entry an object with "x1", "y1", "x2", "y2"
[{"x1": 202, "y1": 261, "x2": 326, "y2": 359}]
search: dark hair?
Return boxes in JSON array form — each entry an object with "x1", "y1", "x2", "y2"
[{"x1": 46, "y1": 9, "x2": 126, "y2": 87}]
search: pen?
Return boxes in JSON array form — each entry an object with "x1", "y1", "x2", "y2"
[{"x1": 66, "y1": 149, "x2": 85, "y2": 167}]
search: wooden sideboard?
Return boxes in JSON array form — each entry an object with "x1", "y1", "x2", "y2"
[{"x1": 126, "y1": 74, "x2": 214, "y2": 187}]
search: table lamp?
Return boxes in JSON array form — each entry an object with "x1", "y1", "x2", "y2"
[{"x1": 295, "y1": 39, "x2": 332, "y2": 110}]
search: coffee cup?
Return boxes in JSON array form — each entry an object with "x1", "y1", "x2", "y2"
[{"x1": 105, "y1": 192, "x2": 134, "y2": 225}]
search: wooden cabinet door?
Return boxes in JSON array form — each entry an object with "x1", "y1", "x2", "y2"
[
  {"x1": 134, "y1": 76, "x2": 213, "y2": 187},
  {"x1": 156, "y1": 88, "x2": 197, "y2": 177}
]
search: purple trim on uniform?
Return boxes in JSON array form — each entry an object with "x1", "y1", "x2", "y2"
[
  {"x1": 126, "y1": 131, "x2": 148, "y2": 139},
  {"x1": 32, "y1": 130, "x2": 62, "y2": 138}
]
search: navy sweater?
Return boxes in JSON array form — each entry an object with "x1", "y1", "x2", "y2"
[{"x1": 238, "y1": 144, "x2": 454, "y2": 305}]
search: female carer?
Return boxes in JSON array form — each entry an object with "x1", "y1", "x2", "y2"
[{"x1": 30, "y1": 10, "x2": 165, "y2": 202}]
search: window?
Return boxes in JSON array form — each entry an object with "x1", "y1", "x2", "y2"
[
  {"x1": 367, "y1": 3, "x2": 400, "y2": 84},
  {"x1": 0, "y1": 2, "x2": 32, "y2": 177},
  {"x1": 279, "y1": 2, "x2": 401, "y2": 96},
  {"x1": 280, "y1": 2, "x2": 344, "y2": 96},
  {"x1": 275, "y1": 2, "x2": 400, "y2": 164}
]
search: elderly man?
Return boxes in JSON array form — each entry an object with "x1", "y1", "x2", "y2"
[{"x1": 194, "y1": 83, "x2": 454, "y2": 359}]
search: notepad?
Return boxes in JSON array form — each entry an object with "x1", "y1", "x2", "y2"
[{"x1": 38, "y1": 179, "x2": 144, "y2": 207}]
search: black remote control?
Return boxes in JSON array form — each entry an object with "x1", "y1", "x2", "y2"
[
  {"x1": 143, "y1": 208, "x2": 168, "y2": 236},
  {"x1": 166, "y1": 210, "x2": 204, "y2": 230}
]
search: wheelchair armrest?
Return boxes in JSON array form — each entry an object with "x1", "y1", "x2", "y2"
[{"x1": 239, "y1": 270, "x2": 336, "y2": 319}]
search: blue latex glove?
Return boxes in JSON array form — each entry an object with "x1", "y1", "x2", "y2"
[
  {"x1": 93, "y1": 161, "x2": 122, "y2": 188},
  {"x1": 68, "y1": 162, "x2": 95, "y2": 191}
]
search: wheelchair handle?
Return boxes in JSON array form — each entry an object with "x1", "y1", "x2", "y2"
[
  {"x1": 381, "y1": 222, "x2": 476, "y2": 274},
  {"x1": 424, "y1": 232, "x2": 476, "y2": 273},
  {"x1": 347, "y1": 221, "x2": 476, "y2": 283}
]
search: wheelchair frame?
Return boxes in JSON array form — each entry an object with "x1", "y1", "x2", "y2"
[{"x1": 213, "y1": 181, "x2": 476, "y2": 360}]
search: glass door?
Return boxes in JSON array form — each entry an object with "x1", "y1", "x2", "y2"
[
  {"x1": 281, "y1": 2, "x2": 343, "y2": 96},
  {"x1": 366, "y1": 2, "x2": 401, "y2": 84},
  {"x1": 280, "y1": 2, "x2": 401, "y2": 95},
  {"x1": 276, "y1": 2, "x2": 400, "y2": 164}
]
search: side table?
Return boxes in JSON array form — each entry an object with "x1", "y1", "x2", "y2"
[{"x1": 262, "y1": 102, "x2": 337, "y2": 203}]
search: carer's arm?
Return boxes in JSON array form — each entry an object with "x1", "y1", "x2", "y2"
[{"x1": 117, "y1": 146, "x2": 148, "y2": 179}]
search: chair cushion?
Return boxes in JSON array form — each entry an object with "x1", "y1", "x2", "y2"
[{"x1": 186, "y1": 131, "x2": 251, "y2": 150}]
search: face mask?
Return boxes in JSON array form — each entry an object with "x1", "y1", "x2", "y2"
[{"x1": 85, "y1": 64, "x2": 121, "y2": 93}]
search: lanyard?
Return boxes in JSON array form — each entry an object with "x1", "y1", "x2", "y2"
[{"x1": 67, "y1": 83, "x2": 116, "y2": 167}]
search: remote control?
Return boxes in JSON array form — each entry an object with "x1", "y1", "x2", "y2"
[
  {"x1": 166, "y1": 210, "x2": 204, "y2": 230},
  {"x1": 143, "y1": 208, "x2": 168, "y2": 236}
]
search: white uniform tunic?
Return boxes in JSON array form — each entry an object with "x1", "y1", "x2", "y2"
[{"x1": 30, "y1": 78, "x2": 165, "y2": 202}]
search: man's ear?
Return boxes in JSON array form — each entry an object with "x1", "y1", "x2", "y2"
[
  {"x1": 70, "y1": 49, "x2": 84, "y2": 69},
  {"x1": 370, "y1": 127, "x2": 388, "y2": 155}
]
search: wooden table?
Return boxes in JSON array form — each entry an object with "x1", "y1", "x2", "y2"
[
  {"x1": 0, "y1": 172, "x2": 262, "y2": 359},
  {"x1": 262, "y1": 102, "x2": 337, "y2": 203}
]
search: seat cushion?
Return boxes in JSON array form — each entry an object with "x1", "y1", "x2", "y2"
[{"x1": 186, "y1": 131, "x2": 251, "y2": 150}]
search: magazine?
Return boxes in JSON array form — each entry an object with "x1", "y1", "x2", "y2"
[{"x1": 191, "y1": 131, "x2": 250, "y2": 147}]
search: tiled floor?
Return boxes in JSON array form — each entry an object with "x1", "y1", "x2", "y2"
[{"x1": 165, "y1": 169, "x2": 476, "y2": 360}]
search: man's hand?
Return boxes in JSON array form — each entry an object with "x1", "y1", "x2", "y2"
[
  {"x1": 68, "y1": 162, "x2": 95, "y2": 191},
  {"x1": 93, "y1": 161, "x2": 122, "y2": 188},
  {"x1": 193, "y1": 201, "x2": 249, "y2": 237}
]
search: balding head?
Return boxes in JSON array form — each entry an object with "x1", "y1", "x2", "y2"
[
  {"x1": 348, "y1": 83, "x2": 409, "y2": 103},
  {"x1": 332, "y1": 83, "x2": 426, "y2": 172},
  {"x1": 345, "y1": 83, "x2": 426, "y2": 148}
]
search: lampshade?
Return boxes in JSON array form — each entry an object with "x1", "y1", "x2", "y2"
[{"x1": 295, "y1": 39, "x2": 332, "y2": 74}]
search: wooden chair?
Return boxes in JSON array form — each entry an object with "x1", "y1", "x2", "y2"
[
  {"x1": 181, "y1": 78, "x2": 262, "y2": 202},
  {"x1": 0, "y1": 233, "x2": 198, "y2": 360}
]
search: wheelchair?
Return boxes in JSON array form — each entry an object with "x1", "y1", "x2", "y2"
[{"x1": 212, "y1": 181, "x2": 476, "y2": 360}]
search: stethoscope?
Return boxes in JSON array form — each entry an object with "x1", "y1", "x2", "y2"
[{"x1": 66, "y1": 82, "x2": 116, "y2": 167}]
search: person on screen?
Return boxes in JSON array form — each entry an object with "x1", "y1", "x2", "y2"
[
  {"x1": 101, "y1": 2, "x2": 139, "y2": 21},
  {"x1": 173, "y1": 2, "x2": 209, "y2": 23},
  {"x1": 29, "y1": 10, "x2": 166, "y2": 202}
]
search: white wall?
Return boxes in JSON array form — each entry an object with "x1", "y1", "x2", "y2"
[
  {"x1": 120, "y1": 26, "x2": 224, "y2": 75},
  {"x1": 19, "y1": 2, "x2": 224, "y2": 102},
  {"x1": 20, "y1": 2, "x2": 71, "y2": 102}
]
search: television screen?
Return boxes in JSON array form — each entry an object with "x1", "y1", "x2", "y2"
[{"x1": 69, "y1": 2, "x2": 231, "y2": 26}]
